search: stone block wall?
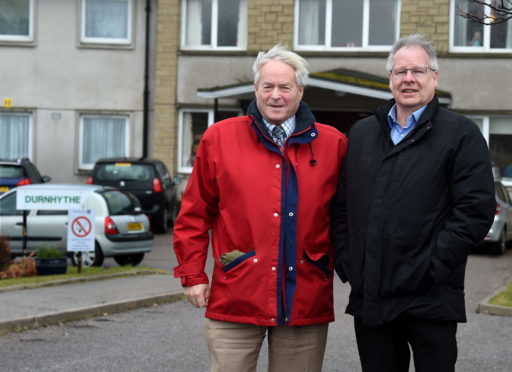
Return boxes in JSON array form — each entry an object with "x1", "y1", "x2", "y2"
[
  {"x1": 247, "y1": 0, "x2": 295, "y2": 53},
  {"x1": 400, "y1": 0, "x2": 450, "y2": 53},
  {"x1": 153, "y1": 0, "x2": 180, "y2": 172}
]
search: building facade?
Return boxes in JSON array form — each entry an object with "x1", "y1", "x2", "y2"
[
  {"x1": 0, "y1": 0, "x2": 157, "y2": 182},
  {"x1": 154, "y1": 0, "x2": 512, "y2": 190},
  {"x1": 1, "y1": 0, "x2": 510, "y2": 187}
]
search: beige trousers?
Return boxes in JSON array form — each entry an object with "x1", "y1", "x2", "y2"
[{"x1": 204, "y1": 319, "x2": 329, "y2": 372}]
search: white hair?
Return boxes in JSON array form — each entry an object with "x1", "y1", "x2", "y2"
[
  {"x1": 386, "y1": 33, "x2": 439, "y2": 72},
  {"x1": 253, "y1": 44, "x2": 309, "y2": 87}
]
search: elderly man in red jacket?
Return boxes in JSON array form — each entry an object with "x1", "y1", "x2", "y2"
[{"x1": 173, "y1": 44, "x2": 347, "y2": 372}]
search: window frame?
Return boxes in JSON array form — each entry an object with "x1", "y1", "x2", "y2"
[
  {"x1": 180, "y1": 0, "x2": 248, "y2": 51},
  {"x1": 294, "y1": 0, "x2": 401, "y2": 51},
  {"x1": 177, "y1": 108, "x2": 242, "y2": 173},
  {"x1": 0, "y1": 111, "x2": 33, "y2": 159},
  {"x1": 469, "y1": 114, "x2": 512, "y2": 180},
  {"x1": 450, "y1": 0, "x2": 512, "y2": 53},
  {"x1": 0, "y1": 0, "x2": 35, "y2": 44},
  {"x1": 177, "y1": 108, "x2": 213, "y2": 174},
  {"x1": 78, "y1": 113, "x2": 130, "y2": 170},
  {"x1": 79, "y1": 0, "x2": 134, "y2": 47}
]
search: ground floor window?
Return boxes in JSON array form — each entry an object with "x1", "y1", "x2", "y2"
[
  {"x1": 471, "y1": 115, "x2": 512, "y2": 179},
  {"x1": 0, "y1": 112, "x2": 31, "y2": 159},
  {"x1": 178, "y1": 108, "x2": 241, "y2": 173},
  {"x1": 79, "y1": 114, "x2": 129, "y2": 170}
]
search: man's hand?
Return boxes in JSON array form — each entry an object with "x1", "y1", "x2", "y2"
[{"x1": 184, "y1": 283, "x2": 211, "y2": 308}]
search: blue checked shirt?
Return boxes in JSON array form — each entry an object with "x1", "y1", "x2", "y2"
[{"x1": 264, "y1": 117, "x2": 296, "y2": 147}]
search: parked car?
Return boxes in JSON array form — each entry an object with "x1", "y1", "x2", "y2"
[
  {"x1": 483, "y1": 180, "x2": 512, "y2": 254},
  {"x1": 0, "y1": 184, "x2": 153, "y2": 267},
  {"x1": 0, "y1": 158, "x2": 51, "y2": 195},
  {"x1": 502, "y1": 178, "x2": 512, "y2": 200},
  {"x1": 87, "y1": 158, "x2": 180, "y2": 234}
]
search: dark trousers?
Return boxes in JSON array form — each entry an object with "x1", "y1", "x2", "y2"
[{"x1": 354, "y1": 315, "x2": 458, "y2": 372}]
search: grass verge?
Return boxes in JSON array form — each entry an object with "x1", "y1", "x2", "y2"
[
  {"x1": 488, "y1": 281, "x2": 512, "y2": 307},
  {"x1": 0, "y1": 266, "x2": 167, "y2": 289}
]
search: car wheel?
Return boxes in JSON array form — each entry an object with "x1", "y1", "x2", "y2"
[
  {"x1": 491, "y1": 229, "x2": 506, "y2": 255},
  {"x1": 153, "y1": 208, "x2": 168, "y2": 234},
  {"x1": 70, "y1": 242, "x2": 104, "y2": 267},
  {"x1": 114, "y1": 253, "x2": 145, "y2": 266}
]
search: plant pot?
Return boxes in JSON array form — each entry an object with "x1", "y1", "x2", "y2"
[{"x1": 35, "y1": 258, "x2": 67, "y2": 276}]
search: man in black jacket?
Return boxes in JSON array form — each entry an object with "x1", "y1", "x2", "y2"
[{"x1": 331, "y1": 33, "x2": 495, "y2": 372}]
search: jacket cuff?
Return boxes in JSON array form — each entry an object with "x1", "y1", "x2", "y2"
[{"x1": 180, "y1": 273, "x2": 209, "y2": 287}]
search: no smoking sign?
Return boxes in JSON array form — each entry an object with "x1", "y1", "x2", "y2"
[
  {"x1": 71, "y1": 216, "x2": 92, "y2": 238},
  {"x1": 67, "y1": 209, "x2": 95, "y2": 252}
]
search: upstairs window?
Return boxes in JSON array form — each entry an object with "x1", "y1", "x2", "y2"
[
  {"x1": 295, "y1": 0, "x2": 400, "y2": 50},
  {"x1": 451, "y1": 0, "x2": 512, "y2": 52},
  {"x1": 182, "y1": 0, "x2": 247, "y2": 50},
  {"x1": 0, "y1": 0, "x2": 33, "y2": 43},
  {"x1": 81, "y1": 0, "x2": 133, "y2": 45}
]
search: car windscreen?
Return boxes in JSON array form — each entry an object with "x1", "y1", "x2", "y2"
[
  {"x1": 0, "y1": 165, "x2": 24, "y2": 178},
  {"x1": 101, "y1": 190, "x2": 143, "y2": 216},
  {"x1": 95, "y1": 163, "x2": 155, "y2": 182}
]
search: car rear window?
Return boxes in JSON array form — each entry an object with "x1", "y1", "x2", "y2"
[
  {"x1": 101, "y1": 190, "x2": 143, "y2": 216},
  {"x1": 0, "y1": 165, "x2": 24, "y2": 178},
  {"x1": 95, "y1": 163, "x2": 155, "y2": 182}
]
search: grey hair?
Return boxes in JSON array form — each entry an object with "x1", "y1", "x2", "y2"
[
  {"x1": 386, "y1": 33, "x2": 439, "y2": 72},
  {"x1": 253, "y1": 44, "x2": 309, "y2": 87}
]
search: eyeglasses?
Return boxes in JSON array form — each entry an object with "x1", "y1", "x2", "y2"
[{"x1": 390, "y1": 66, "x2": 436, "y2": 79}]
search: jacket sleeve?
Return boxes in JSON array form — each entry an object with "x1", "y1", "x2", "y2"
[
  {"x1": 331, "y1": 158, "x2": 348, "y2": 283},
  {"x1": 430, "y1": 119, "x2": 496, "y2": 283},
  {"x1": 173, "y1": 129, "x2": 219, "y2": 287}
]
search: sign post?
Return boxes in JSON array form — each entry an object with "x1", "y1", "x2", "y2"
[
  {"x1": 67, "y1": 209, "x2": 95, "y2": 273},
  {"x1": 16, "y1": 187, "x2": 93, "y2": 274}
]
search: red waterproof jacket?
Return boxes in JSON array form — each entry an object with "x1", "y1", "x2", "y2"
[{"x1": 173, "y1": 101, "x2": 347, "y2": 326}]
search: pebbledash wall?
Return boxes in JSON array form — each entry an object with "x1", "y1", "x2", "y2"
[{"x1": 152, "y1": 0, "x2": 512, "y2": 186}]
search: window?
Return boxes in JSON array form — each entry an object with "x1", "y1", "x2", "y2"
[
  {"x1": 0, "y1": 0, "x2": 33, "y2": 42},
  {"x1": 182, "y1": 0, "x2": 247, "y2": 49},
  {"x1": 471, "y1": 115, "x2": 512, "y2": 179},
  {"x1": 0, "y1": 191, "x2": 22, "y2": 216},
  {"x1": 295, "y1": 0, "x2": 400, "y2": 50},
  {"x1": 79, "y1": 115, "x2": 129, "y2": 170},
  {"x1": 0, "y1": 113, "x2": 31, "y2": 159},
  {"x1": 81, "y1": 0, "x2": 132, "y2": 45},
  {"x1": 178, "y1": 109, "x2": 240, "y2": 173},
  {"x1": 451, "y1": 0, "x2": 512, "y2": 52}
]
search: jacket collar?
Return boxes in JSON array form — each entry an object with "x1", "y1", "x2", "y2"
[{"x1": 374, "y1": 96, "x2": 440, "y2": 129}]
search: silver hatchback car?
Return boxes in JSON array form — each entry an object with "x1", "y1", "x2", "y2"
[
  {"x1": 0, "y1": 184, "x2": 153, "y2": 266},
  {"x1": 483, "y1": 180, "x2": 512, "y2": 254}
]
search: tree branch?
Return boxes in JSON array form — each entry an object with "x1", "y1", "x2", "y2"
[{"x1": 458, "y1": 0, "x2": 512, "y2": 25}]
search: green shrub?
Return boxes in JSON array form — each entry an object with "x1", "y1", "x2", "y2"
[{"x1": 36, "y1": 247, "x2": 65, "y2": 259}]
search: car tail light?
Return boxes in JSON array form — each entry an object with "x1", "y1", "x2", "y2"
[
  {"x1": 17, "y1": 178, "x2": 32, "y2": 186},
  {"x1": 495, "y1": 203, "x2": 501, "y2": 215},
  {"x1": 153, "y1": 178, "x2": 162, "y2": 192},
  {"x1": 104, "y1": 216, "x2": 120, "y2": 235},
  {"x1": 86, "y1": 176, "x2": 93, "y2": 185}
]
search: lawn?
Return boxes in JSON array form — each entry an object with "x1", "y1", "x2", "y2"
[
  {"x1": 0, "y1": 265, "x2": 167, "y2": 289},
  {"x1": 489, "y1": 281, "x2": 512, "y2": 307}
]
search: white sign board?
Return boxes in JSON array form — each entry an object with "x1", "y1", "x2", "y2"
[
  {"x1": 17, "y1": 189, "x2": 90, "y2": 210},
  {"x1": 67, "y1": 209, "x2": 95, "y2": 252}
]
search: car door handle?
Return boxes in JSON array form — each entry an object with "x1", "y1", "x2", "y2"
[{"x1": 15, "y1": 222, "x2": 24, "y2": 226}]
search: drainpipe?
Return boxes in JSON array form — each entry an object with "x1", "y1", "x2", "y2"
[
  {"x1": 214, "y1": 98, "x2": 219, "y2": 122},
  {"x1": 142, "y1": 0, "x2": 151, "y2": 158}
]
